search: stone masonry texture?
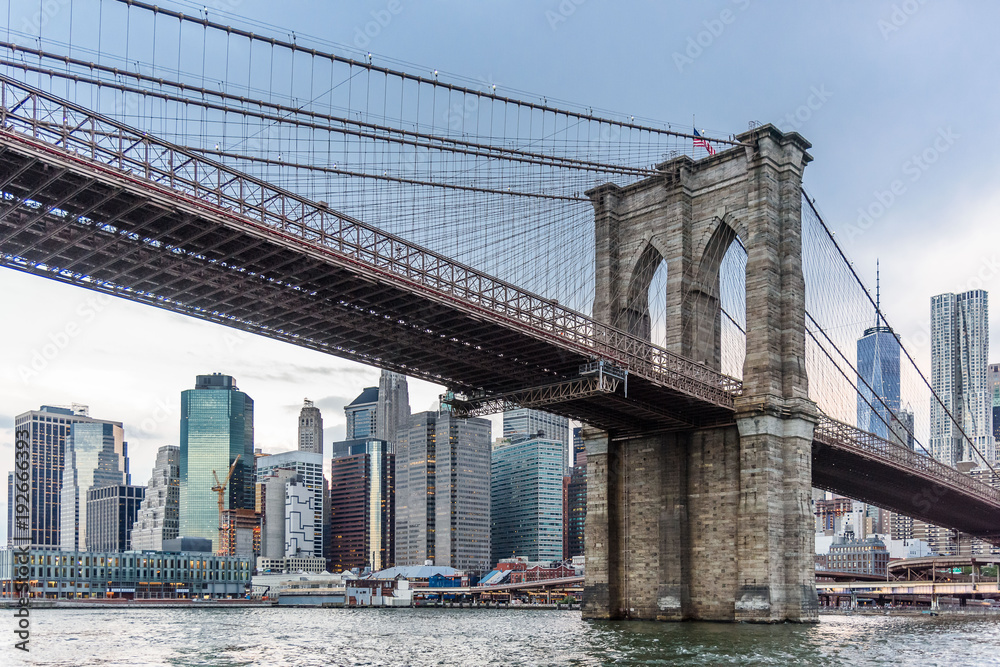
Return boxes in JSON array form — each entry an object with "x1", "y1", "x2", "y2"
[{"x1": 583, "y1": 125, "x2": 819, "y2": 622}]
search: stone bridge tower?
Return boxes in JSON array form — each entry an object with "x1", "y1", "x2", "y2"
[{"x1": 582, "y1": 124, "x2": 819, "y2": 622}]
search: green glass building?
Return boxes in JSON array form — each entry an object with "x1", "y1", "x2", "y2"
[{"x1": 179, "y1": 374, "x2": 254, "y2": 552}]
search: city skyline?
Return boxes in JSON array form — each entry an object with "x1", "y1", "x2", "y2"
[{"x1": 2, "y1": 2, "x2": 1000, "y2": 548}]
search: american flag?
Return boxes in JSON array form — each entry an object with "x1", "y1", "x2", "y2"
[{"x1": 693, "y1": 127, "x2": 716, "y2": 156}]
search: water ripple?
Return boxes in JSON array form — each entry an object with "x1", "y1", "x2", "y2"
[{"x1": 4, "y1": 608, "x2": 1000, "y2": 666}]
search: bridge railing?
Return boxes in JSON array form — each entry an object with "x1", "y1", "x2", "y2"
[
  {"x1": 0, "y1": 74, "x2": 740, "y2": 408},
  {"x1": 814, "y1": 414, "x2": 1000, "y2": 506}
]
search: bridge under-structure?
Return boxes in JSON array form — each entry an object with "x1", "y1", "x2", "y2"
[
  {"x1": 1, "y1": 75, "x2": 1000, "y2": 622},
  {"x1": 818, "y1": 556, "x2": 1000, "y2": 608}
]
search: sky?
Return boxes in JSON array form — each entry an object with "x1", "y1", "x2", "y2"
[{"x1": 2, "y1": 0, "x2": 1000, "y2": 542}]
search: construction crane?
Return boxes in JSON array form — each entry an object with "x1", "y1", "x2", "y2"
[{"x1": 212, "y1": 454, "x2": 241, "y2": 555}]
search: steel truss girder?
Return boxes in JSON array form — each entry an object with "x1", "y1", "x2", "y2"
[
  {"x1": 0, "y1": 73, "x2": 741, "y2": 411},
  {"x1": 444, "y1": 374, "x2": 623, "y2": 418}
]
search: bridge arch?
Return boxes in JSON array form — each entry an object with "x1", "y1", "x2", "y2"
[
  {"x1": 618, "y1": 236, "x2": 669, "y2": 341},
  {"x1": 584, "y1": 125, "x2": 819, "y2": 623}
]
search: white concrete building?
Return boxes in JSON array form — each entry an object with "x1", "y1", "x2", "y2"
[
  {"x1": 256, "y1": 451, "x2": 325, "y2": 559},
  {"x1": 346, "y1": 577, "x2": 412, "y2": 607},
  {"x1": 285, "y1": 479, "x2": 317, "y2": 557}
]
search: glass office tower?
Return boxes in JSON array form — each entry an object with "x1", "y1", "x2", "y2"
[
  {"x1": 60, "y1": 420, "x2": 129, "y2": 551},
  {"x1": 9, "y1": 404, "x2": 119, "y2": 551},
  {"x1": 491, "y1": 436, "x2": 564, "y2": 563},
  {"x1": 856, "y1": 323, "x2": 901, "y2": 440},
  {"x1": 179, "y1": 374, "x2": 255, "y2": 552},
  {"x1": 345, "y1": 387, "x2": 379, "y2": 439}
]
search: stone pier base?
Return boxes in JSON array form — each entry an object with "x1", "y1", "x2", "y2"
[{"x1": 581, "y1": 405, "x2": 818, "y2": 622}]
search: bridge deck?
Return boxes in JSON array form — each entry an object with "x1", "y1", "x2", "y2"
[{"x1": 1, "y1": 74, "x2": 999, "y2": 545}]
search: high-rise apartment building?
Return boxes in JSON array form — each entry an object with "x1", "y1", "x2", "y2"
[
  {"x1": 297, "y1": 399, "x2": 324, "y2": 455},
  {"x1": 61, "y1": 419, "x2": 129, "y2": 551},
  {"x1": 503, "y1": 408, "x2": 570, "y2": 471},
  {"x1": 130, "y1": 445, "x2": 181, "y2": 551},
  {"x1": 8, "y1": 404, "x2": 119, "y2": 550},
  {"x1": 86, "y1": 484, "x2": 145, "y2": 552},
  {"x1": 491, "y1": 436, "x2": 564, "y2": 563},
  {"x1": 179, "y1": 374, "x2": 255, "y2": 552},
  {"x1": 329, "y1": 438, "x2": 395, "y2": 572},
  {"x1": 255, "y1": 450, "x2": 324, "y2": 559},
  {"x1": 930, "y1": 291, "x2": 992, "y2": 466},
  {"x1": 396, "y1": 409, "x2": 491, "y2": 572}
]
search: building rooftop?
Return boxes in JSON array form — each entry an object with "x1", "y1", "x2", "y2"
[
  {"x1": 371, "y1": 565, "x2": 458, "y2": 580},
  {"x1": 348, "y1": 387, "x2": 379, "y2": 407}
]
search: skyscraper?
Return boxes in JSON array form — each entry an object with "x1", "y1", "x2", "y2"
[
  {"x1": 567, "y1": 446, "x2": 587, "y2": 559},
  {"x1": 86, "y1": 484, "x2": 145, "y2": 552},
  {"x1": 329, "y1": 437, "x2": 395, "y2": 571},
  {"x1": 856, "y1": 315, "x2": 901, "y2": 441},
  {"x1": 345, "y1": 387, "x2": 379, "y2": 439},
  {"x1": 491, "y1": 436, "x2": 564, "y2": 563},
  {"x1": 284, "y1": 479, "x2": 318, "y2": 557},
  {"x1": 572, "y1": 427, "x2": 585, "y2": 468},
  {"x1": 10, "y1": 404, "x2": 119, "y2": 551},
  {"x1": 930, "y1": 290, "x2": 992, "y2": 466},
  {"x1": 255, "y1": 450, "x2": 324, "y2": 559},
  {"x1": 60, "y1": 419, "x2": 130, "y2": 551},
  {"x1": 179, "y1": 374, "x2": 255, "y2": 552},
  {"x1": 503, "y1": 408, "x2": 570, "y2": 471},
  {"x1": 990, "y1": 363, "x2": 1000, "y2": 441},
  {"x1": 376, "y1": 371, "x2": 411, "y2": 443},
  {"x1": 345, "y1": 371, "x2": 411, "y2": 442},
  {"x1": 396, "y1": 409, "x2": 491, "y2": 572},
  {"x1": 257, "y1": 468, "x2": 299, "y2": 559},
  {"x1": 130, "y1": 445, "x2": 181, "y2": 551},
  {"x1": 297, "y1": 399, "x2": 324, "y2": 455}
]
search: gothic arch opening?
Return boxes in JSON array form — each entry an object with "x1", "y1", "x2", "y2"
[
  {"x1": 617, "y1": 241, "x2": 666, "y2": 341},
  {"x1": 691, "y1": 219, "x2": 746, "y2": 377}
]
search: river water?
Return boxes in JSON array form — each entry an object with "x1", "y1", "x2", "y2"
[{"x1": 5, "y1": 608, "x2": 1000, "y2": 666}]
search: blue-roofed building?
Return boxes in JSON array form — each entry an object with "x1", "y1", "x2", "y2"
[
  {"x1": 345, "y1": 387, "x2": 379, "y2": 439},
  {"x1": 372, "y1": 564, "x2": 457, "y2": 579}
]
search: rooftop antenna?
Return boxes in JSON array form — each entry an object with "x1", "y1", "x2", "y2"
[{"x1": 875, "y1": 259, "x2": 881, "y2": 328}]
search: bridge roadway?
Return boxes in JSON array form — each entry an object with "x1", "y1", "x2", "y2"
[
  {"x1": 1, "y1": 75, "x2": 999, "y2": 543},
  {"x1": 816, "y1": 581, "x2": 1000, "y2": 604}
]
